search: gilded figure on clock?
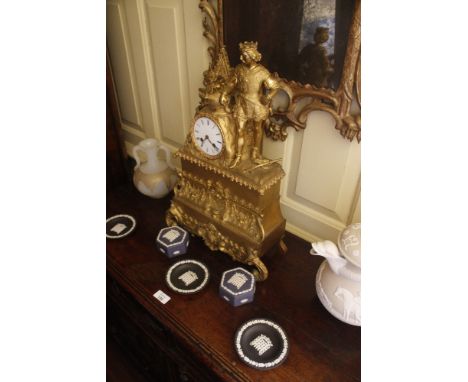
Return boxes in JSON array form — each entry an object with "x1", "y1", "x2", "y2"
[{"x1": 220, "y1": 41, "x2": 281, "y2": 168}]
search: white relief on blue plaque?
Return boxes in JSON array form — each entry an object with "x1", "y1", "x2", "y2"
[
  {"x1": 162, "y1": 229, "x2": 180, "y2": 242},
  {"x1": 227, "y1": 272, "x2": 248, "y2": 290},
  {"x1": 250, "y1": 334, "x2": 273, "y2": 356},
  {"x1": 111, "y1": 223, "x2": 127, "y2": 234},
  {"x1": 178, "y1": 271, "x2": 198, "y2": 286}
]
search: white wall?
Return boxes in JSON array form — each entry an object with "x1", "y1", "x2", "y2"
[{"x1": 106, "y1": 0, "x2": 361, "y2": 242}]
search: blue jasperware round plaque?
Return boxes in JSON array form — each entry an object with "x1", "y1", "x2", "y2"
[
  {"x1": 106, "y1": 214, "x2": 136, "y2": 239},
  {"x1": 166, "y1": 259, "x2": 209, "y2": 294},
  {"x1": 234, "y1": 318, "x2": 289, "y2": 370}
]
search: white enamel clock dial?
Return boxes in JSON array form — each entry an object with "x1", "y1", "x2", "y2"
[{"x1": 193, "y1": 117, "x2": 224, "y2": 157}]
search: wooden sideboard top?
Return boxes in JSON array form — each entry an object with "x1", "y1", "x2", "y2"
[{"x1": 107, "y1": 184, "x2": 360, "y2": 382}]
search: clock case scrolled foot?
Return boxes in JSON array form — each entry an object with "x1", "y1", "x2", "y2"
[
  {"x1": 249, "y1": 257, "x2": 268, "y2": 282},
  {"x1": 279, "y1": 238, "x2": 288, "y2": 254},
  {"x1": 165, "y1": 208, "x2": 178, "y2": 227}
]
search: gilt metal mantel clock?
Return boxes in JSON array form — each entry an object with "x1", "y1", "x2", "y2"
[{"x1": 166, "y1": 42, "x2": 289, "y2": 281}]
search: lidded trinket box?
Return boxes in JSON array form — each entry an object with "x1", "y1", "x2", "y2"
[
  {"x1": 156, "y1": 226, "x2": 189, "y2": 258},
  {"x1": 219, "y1": 267, "x2": 256, "y2": 307}
]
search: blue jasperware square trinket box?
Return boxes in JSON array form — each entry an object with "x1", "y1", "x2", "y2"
[
  {"x1": 219, "y1": 267, "x2": 256, "y2": 307},
  {"x1": 156, "y1": 226, "x2": 189, "y2": 258}
]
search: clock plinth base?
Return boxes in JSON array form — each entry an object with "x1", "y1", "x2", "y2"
[{"x1": 166, "y1": 156, "x2": 286, "y2": 281}]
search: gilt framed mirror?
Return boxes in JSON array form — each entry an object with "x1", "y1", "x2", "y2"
[{"x1": 199, "y1": 0, "x2": 361, "y2": 142}]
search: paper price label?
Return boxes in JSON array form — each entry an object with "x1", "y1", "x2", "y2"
[{"x1": 153, "y1": 290, "x2": 171, "y2": 304}]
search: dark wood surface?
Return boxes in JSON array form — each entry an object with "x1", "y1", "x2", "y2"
[
  {"x1": 107, "y1": 184, "x2": 360, "y2": 382},
  {"x1": 107, "y1": 335, "x2": 149, "y2": 382}
]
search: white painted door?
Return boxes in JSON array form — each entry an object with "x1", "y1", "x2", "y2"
[
  {"x1": 106, "y1": 0, "x2": 360, "y2": 241},
  {"x1": 106, "y1": 0, "x2": 208, "y2": 152}
]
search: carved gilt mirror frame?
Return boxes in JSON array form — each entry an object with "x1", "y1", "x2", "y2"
[{"x1": 198, "y1": 0, "x2": 361, "y2": 143}]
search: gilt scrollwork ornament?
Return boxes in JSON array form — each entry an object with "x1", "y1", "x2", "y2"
[
  {"x1": 198, "y1": 0, "x2": 223, "y2": 61},
  {"x1": 268, "y1": 0, "x2": 361, "y2": 142}
]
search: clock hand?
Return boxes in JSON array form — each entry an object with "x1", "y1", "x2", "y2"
[
  {"x1": 203, "y1": 135, "x2": 218, "y2": 150},
  {"x1": 203, "y1": 135, "x2": 214, "y2": 148},
  {"x1": 205, "y1": 135, "x2": 216, "y2": 145},
  {"x1": 202, "y1": 136, "x2": 210, "y2": 147}
]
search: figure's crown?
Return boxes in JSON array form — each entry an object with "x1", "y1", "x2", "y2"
[{"x1": 239, "y1": 41, "x2": 258, "y2": 52}]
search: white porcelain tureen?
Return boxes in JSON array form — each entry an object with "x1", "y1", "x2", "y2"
[{"x1": 310, "y1": 223, "x2": 361, "y2": 326}]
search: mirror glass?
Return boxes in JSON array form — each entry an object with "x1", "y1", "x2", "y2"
[{"x1": 223, "y1": 0, "x2": 355, "y2": 89}]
